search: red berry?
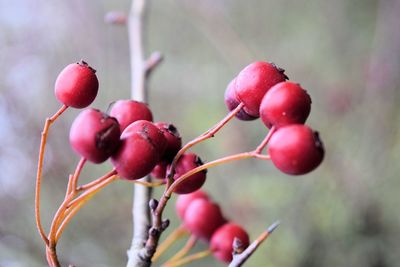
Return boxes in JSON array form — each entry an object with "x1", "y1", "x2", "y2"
[
  {"x1": 210, "y1": 223, "x2": 250, "y2": 263},
  {"x1": 55, "y1": 60, "x2": 99, "y2": 108},
  {"x1": 109, "y1": 100, "x2": 153, "y2": 131},
  {"x1": 260, "y1": 82, "x2": 311, "y2": 128},
  {"x1": 69, "y1": 108, "x2": 120, "y2": 163},
  {"x1": 235, "y1": 61, "x2": 287, "y2": 117},
  {"x1": 125, "y1": 120, "x2": 167, "y2": 155},
  {"x1": 111, "y1": 124, "x2": 160, "y2": 180},
  {"x1": 268, "y1": 125, "x2": 324, "y2": 175},
  {"x1": 224, "y1": 78, "x2": 258, "y2": 121},
  {"x1": 169, "y1": 153, "x2": 207, "y2": 194},
  {"x1": 154, "y1": 122, "x2": 182, "y2": 162},
  {"x1": 184, "y1": 198, "x2": 226, "y2": 240},
  {"x1": 175, "y1": 190, "x2": 209, "y2": 220},
  {"x1": 151, "y1": 161, "x2": 168, "y2": 179}
]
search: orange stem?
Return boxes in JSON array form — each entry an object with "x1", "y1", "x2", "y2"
[
  {"x1": 152, "y1": 225, "x2": 188, "y2": 262},
  {"x1": 35, "y1": 104, "x2": 68, "y2": 246},
  {"x1": 165, "y1": 235, "x2": 197, "y2": 264}
]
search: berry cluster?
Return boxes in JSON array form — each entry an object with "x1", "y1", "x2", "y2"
[
  {"x1": 176, "y1": 190, "x2": 249, "y2": 263},
  {"x1": 225, "y1": 61, "x2": 324, "y2": 175},
  {"x1": 37, "y1": 59, "x2": 325, "y2": 266}
]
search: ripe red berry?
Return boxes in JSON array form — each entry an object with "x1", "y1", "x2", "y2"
[
  {"x1": 210, "y1": 223, "x2": 250, "y2": 263},
  {"x1": 55, "y1": 60, "x2": 99, "y2": 108},
  {"x1": 109, "y1": 100, "x2": 153, "y2": 131},
  {"x1": 154, "y1": 122, "x2": 182, "y2": 162},
  {"x1": 169, "y1": 153, "x2": 207, "y2": 194},
  {"x1": 69, "y1": 108, "x2": 120, "y2": 163},
  {"x1": 175, "y1": 190, "x2": 209, "y2": 220},
  {"x1": 268, "y1": 124, "x2": 324, "y2": 175},
  {"x1": 125, "y1": 120, "x2": 167, "y2": 155},
  {"x1": 224, "y1": 78, "x2": 257, "y2": 121},
  {"x1": 151, "y1": 161, "x2": 168, "y2": 179},
  {"x1": 184, "y1": 198, "x2": 226, "y2": 240},
  {"x1": 235, "y1": 61, "x2": 287, "y2": 117},
  {"x1": 260, "y1": 82, "x2": 311, "y2": 128},
  {"x1": 111, "y1": 124, "x2": 160, "y2": 180}
]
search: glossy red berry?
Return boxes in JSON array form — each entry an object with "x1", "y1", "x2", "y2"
[
  {"x1": 109, "y1": 100, "x2": 153, "y2": 131},
  {"x1": 55, "y1": 60, "x2": 99, "y2": 108},
  {"x1": 111, "y1": 123, "x2": 160, "y2": 180},
  {"x1": 151, "y1": 161, "x2": 168, "y2": 180},
  {"x1": 268, "y1": 124, "x2": 324, "y2": 175},
  {"x1": 125, "y1": 120, "x2": 167, "y2": 155},
  {"x1": 224, "y1": 78, "x2": 258, "y2": 121},
  {"x1": 184, "y1": 198, "x2": 226, "y2": 240},
  {"x1": 175, "y1": 190, "x2": 209, "y2": 220},
  {"x1": 260, "y1": 82, "x2": 311, "y2": 128},
  {"x1": 210, "y1": 223, "x2": 250, "y2": 263},
  {"x1": 169, "y1": 153, "x2": 207, "y2": 194},
  {"x1": 235, "y1": 61, "x2": 287, "y2": 117},
  {"x1": 69, "y1": 109, "x2": 120, "y2": 163},
  {"x1": 154, "y1": 122, "x2": 182, "y2": 162}
]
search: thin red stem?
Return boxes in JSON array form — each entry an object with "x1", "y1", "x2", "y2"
[
  {"x1": 35, "y1": 104, "x2": 68, "y2": 246},
  {"x1": 254, "y1": 126, "x2": 276, "y2": 154}
]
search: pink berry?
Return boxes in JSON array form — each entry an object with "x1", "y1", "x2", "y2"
[
  {"x1": 109, "y1": 100, "x2": 153, "y2": 131},
  {"x1": 268, "y1": 124, "x2": 324, "y2": 175},
  {"x1": 184, "y1": 198, "x2": 226, "y2": 241},
  {"x1": 154, "y1": 122, "x2": 182, "y2": 162},
  {"x1": 55, "y1": 60, "x2": 99, "y2": 108},
  {"x1": 224, "y1": 78, "x2": 258, "y2": 121},
  {"x1": 169, "y1": 153, "x2": 207, "y2": 194},
  {"x1": 210, "y1": 223, "x2": 250, "y2": 263},
  {"x1": 235, "y1": 61, "x2": 287, "y2": 117},
  {"x1": 125, "y1": 120, "x2": 167, "y2": 155},
  {"x1": 175, "y1": 190, "x2": 209, "y2": 220},
  {"x1": 111, "y1": 124, "x2": 160, "y2": 180},
  {"x1": 69, "y1": 108, "x2": 120, "y2": 163},
  {"x1": 260, "y1": 82, "x2": 311, "y2": 128}
]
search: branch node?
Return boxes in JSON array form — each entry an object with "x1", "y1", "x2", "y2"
[{"x1": 149, "y1": 198, "x2": 159, "y2": 211}]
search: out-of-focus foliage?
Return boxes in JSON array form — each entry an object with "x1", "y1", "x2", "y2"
[{"x1": 1, "y1": 0, "x2": 399, "y2": 266}]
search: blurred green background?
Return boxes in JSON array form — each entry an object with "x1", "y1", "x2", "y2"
[{"x1": 1, "y1": 0, "x2": 399, "y2": 266}]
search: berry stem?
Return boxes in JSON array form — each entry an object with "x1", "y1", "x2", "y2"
[
  {"x1": 168, "y1": 103, "x2": 244, "y2": 180},
  {"x1": 161, "y1": 249, "x2": 211, "y2": 267},
  {"x1": 229, "y1": 221, "x2": 280, "y2": 267},
  {"x1": 76, "y1": 169, "x2": 117, "y2": 191},
  {"x1": 35, "y1": 104, "x2": 68, "y2": 246},
  {"x1": 152, "y1": 225, "x2": 188, "y2": 262},
  {"x1": 254, "y1": 126, "x2": 276, "y2": 154},
  {"x1": 127, "y1": 179, "x2": 166, "y2": 188},
  {"x1": 163, "y1": 235, "x2": 197, "y2": 264},
  {"x1": 55, "y1": 174, "x2": 118, "y2": 241}
]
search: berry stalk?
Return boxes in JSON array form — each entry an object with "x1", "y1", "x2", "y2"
[{"x1": 35, "y1": 104, "x2": 68, "y2": 246}]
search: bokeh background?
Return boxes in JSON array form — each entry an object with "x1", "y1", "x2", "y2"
[{"x1": 1, "y1": 0, "x2": 399, "y2": 266}]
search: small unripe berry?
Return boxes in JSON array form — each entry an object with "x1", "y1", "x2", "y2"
[
  {"x1": 69, "y1": 109, "x2": 120, "y2": 163},
  {"x1": 235, "y1": 61, "x2": 288, "y2": 117},
  {"x1": 154, "y1": 122, "x2": 182, "y2": 162},
  {"x1": 125, "y1": 120, "x2": 167, "y2": 155},
  {"x1": 111, "y1": 124, "x2": 160, "y2": 180},
  {"x1": 210, "y1": 223, "x2": 250, "y2": 263},
  {"x1": 224, "y1": 79, "x2": 258, "y2": 121},
  {"x1": 109, "y1": 100, "x2": 153, "y2": 131},
  {"x1": 260, "y1": 82, "x2": 311, "y2": 128},
  {"x1": 184, "y1": 198, "x2": 226, "y2": 240},
  {"x1": 169, "y1": 153, "x2": 207, "y2": 194},
  {"x1": 175, "y1": 190, "x2": 209, "y2": 220},
  {"x1": 55, "y1": 60, "x2": 99, "y2": 108},
  {"x1": 268, "y1": 124, "x2": 324, "y2": 175}
]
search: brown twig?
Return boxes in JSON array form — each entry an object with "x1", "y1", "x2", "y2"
[{"x1": 229, "y1": 221, "x2": 280, "y2": 267}]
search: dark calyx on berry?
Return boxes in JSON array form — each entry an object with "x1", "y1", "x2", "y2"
[{"x1": 155, "y1": 122, "x2": 182, "y2": 162}]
